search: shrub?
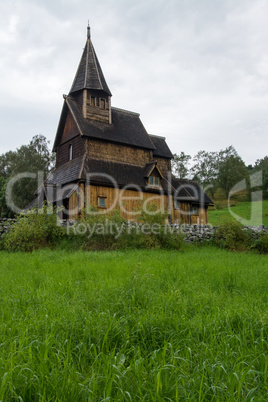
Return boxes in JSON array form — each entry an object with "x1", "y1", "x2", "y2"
[
  {"x1": 214, "y1": 221, "x2": 252, "y2": 251},
  {"x1": 253, "y1": 233, "x2": 268, "y2": 254},
  {"x1": 214, "y1": 200, "x2": 228, "y2": 210},
  {"x1": 213, "y1": 188, "x2": 227, "y2": 201},
  {"x1": 74, "y1": 208, "x2": 126, "y2": 251},
  {"x1": 139, "y1": 203, "x2": 168, "y2": 225},
  {"x1": 4, "y1": 211, "x2": 64, "y2": 252},
  {"x1": 156, "y1": 226, "x2": 185, "y2": 249},
  {"x1": 68, "y1": 205, "x2": 184, "y2": 251}
]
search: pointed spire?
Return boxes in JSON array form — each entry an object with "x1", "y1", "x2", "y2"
[{"x1": 69, "y1": 26, "x2": 112, "y2": 96}]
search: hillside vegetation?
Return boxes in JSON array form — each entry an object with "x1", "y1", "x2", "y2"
[
  {"x1": 209, "y1": 200, "x2": 268, "y2": 227},
  {"x1": 0, "y1": 248, "x2": 267, "y2": 400}
]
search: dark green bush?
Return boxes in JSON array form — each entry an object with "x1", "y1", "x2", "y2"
[
  {"x1": 66, "y1": 205, "x2": 184, "y2": 251},
  {"x1": 155, "y1": 226, "x2": 185, "y2": 249},
  {"x1": 214, "y1": 221, "x2": 252, "y2": 251},
  {"x1": 4, "y1": 211, "x2": 64, "y2": 252},
  {"x1": 139, "y1": 203, "x2": 168, "y2": 225},
  {"x1": 253, "y1": 233, "x2": 268, "y2": 254}
]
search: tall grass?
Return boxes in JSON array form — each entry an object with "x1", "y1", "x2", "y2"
[{"x1": 0, "y1": 247, "x2": 267, "y2": 400}]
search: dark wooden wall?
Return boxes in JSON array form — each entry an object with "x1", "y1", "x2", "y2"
[
  {"x1": 56, "y1": 136, "x2": 85, "y2": 167},
  {"x1": 86, "y1": 139, "x2": 153, "y2": 166}
]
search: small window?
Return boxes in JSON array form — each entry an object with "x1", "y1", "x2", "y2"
[
  {"x1": 174, "y1": 199, "x2": 179, "y2": 209},
  {"x1": 98, "y1": 197, "x2": 106, "y2": 208},
  {"x1": 69, "y1": 144, "x2": 73, "y2": 161},
  {"x1": 90, "y1": 96, "x2": 96, "y2": 107},
  {"x1": 190, "y1": 206, "x2": 198, "y2": 215},
  {"x1": 149, "y1": 176, "x2": 160, "y2": 187},
  {"x1": 100, "y1": 99, "x2": 105, "y2": 109}
]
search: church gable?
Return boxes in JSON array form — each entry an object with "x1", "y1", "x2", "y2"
[{"x1": 144, "y1": 163, "x2": 163, "y2": 189}]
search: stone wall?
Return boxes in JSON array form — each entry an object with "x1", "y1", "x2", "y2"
[
  {"x1": 172, "y1": 224, "x2": 216, "y2": 242},
  {"x1": 0, "y1": 218, "x2": 16, "y2": 238},
  {"x1": 1, "y1": 217, "x2": 267, "y2": 243},
  {"x1": 171, "y1": 223, "x2": 268, "y2": 243},
  {"x1": 122, "y1": 222, "x2": 268, "y2": 243}
]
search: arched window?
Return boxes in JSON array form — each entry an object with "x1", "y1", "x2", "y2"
[{"x1": 69, "y1": 144, "x2": 73, "y2": 161}]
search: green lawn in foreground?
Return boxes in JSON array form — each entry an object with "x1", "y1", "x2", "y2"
[
  {"x1": 0, "y1": 247, "x2": 268, "y2": 401},
  {"x1": 209, "y1": 200, "x2": 268, "y2": 227}
]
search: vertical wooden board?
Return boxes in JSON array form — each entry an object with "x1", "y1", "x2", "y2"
[
  {"x1": 85, "y1": 185, "x2": 170, "y2": 221},
  {"x1": 69, "y1": 192, "x2": 79, "y2": 220}
]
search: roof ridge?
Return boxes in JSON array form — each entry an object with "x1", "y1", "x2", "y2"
[
  {"x1": 149, "y1": 134, "x2": 166, "y2": 140},
  {"x1": 90, "y1": 39, "x2": 103, "y2": 91},
  {"x1": 145, "y1": 161, "x2": 157, "y2": 166},
  {"x1": 79, "y1": 153, "x2": 87, "y2": 179},
  {"x1": 112, "y1": 106, "x2": 140, "y2": 116},
  {"x1": 86, "y1": 156, "x2": 144, "y2": 168},
  {"x1": 84, "y1": 39, "x2": 89, "y2": 88}
]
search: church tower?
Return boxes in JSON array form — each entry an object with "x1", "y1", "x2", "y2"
[{"x1": 69, "y1": 25, "x2": 112, "y2": 124}]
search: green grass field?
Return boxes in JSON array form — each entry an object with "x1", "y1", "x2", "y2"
[
  {"x1": 0, "y1": 247, "x2": 268, "y2": 401},
  {"x1": 209, "y1": 200, "x2": 268, "y2": 227}
]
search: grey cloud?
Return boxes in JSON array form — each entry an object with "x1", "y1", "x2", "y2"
[{"x1": 0, "y1": 0, "x2": 267, "y2": 165}]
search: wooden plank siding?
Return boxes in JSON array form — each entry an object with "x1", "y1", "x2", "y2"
[
  {"x1": 82, "y1": 90, "x2": 111, "y2": 124},
  {"x1": 69, "y1": 191, "x2": 79, "y2": 220},
  {"x1": 56, "y1": 136, "x2": 85, "y2": 167},
  {"x1": 67, "y1": 184, "x2": 209, "y2": 224},
  {"x1": 61, "y1": 111, "x2": 80, "y2": 144},
  {"x1": 86, "y1": 185, "x2": 169, "y2": 221}
]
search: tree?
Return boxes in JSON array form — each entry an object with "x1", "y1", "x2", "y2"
[
  {"x1": 172, "y1": 152, "x2": 191, "y2": 179},
  {"x1": 189, "y1": 146, "x2": 247, "y2": 199},
  {"x1": 0, "y1": 177, "x2": 12, "y2": 218},
  {"x1": 253, "y1": 156, "x2": 268, "y2": 199},
  {"x1": 190, "y1": 150, "x2": 219, "y2": 188},
  {"x1": 217, "y1": 154, "x2": 249, "y2": 197},
  {"x1": 0, "y1": 135, "x2": 55, "y2": 216}
]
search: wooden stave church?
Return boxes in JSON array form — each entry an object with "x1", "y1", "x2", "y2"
[{"x1": 33, "y1": 26, "x2": 213, "y2": 224}]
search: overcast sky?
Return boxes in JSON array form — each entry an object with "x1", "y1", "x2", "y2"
[{"x1": 1, "y1": 0, "x2": 268, "y2": 165}]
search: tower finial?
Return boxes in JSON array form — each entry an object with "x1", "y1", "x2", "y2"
[{"x1": 87, "y1": 22, "x2": 91, "y2": 39}]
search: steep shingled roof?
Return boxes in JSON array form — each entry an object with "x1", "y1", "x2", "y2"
[
  {"x1": 46, "y1": 156, "x2": 85, "y2": 186},
  {"x1": 53, "y1": 98, "x2": 156, "y2": 151},
  {"x1": 149, "y1": 135, "x2": 173, "y2": 159},
  {"x1": 69, "y1": 27, "x2": 112, "y2": 96},
  {"x1": 44, "y1": 156, "x2": 211, "y2": 204},
  {"x1": 171, "y1": 176, "x2": 214, "y2": 205},
  {"x1": 80, "y1": 157, "x2": 175, "y2": 195}
]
